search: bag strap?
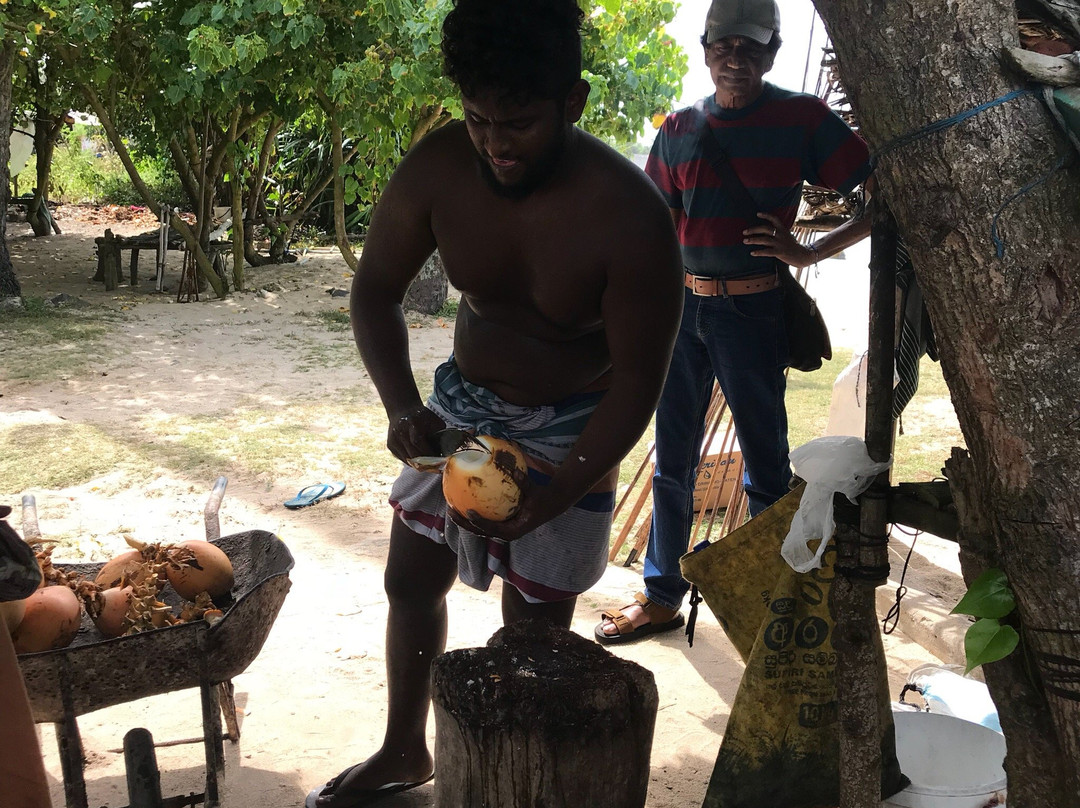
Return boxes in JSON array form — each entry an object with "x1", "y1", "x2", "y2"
[{"x1": 690, "y1": 101, "x2": 760, "y2": 221}]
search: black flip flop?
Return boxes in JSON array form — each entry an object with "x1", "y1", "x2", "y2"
[
  {"x1": 594, "y1": 612, "x2": 685, "y2": 646},
  {"x1": 304, "y1": 768, "x2": 434, "y2": 808}
]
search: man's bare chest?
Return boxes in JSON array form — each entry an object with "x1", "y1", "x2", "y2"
[{"x1": 431, "y1": 199, "x2": 607, "y2": 330}]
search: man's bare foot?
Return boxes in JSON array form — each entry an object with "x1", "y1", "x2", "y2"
[{"x1": 307, "y1": 747, "x2": 434, "y2": 807}]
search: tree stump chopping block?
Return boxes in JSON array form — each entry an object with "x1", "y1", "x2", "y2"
[
  {"x1": 431, "y1": 620, "x2": 659, "y2": 808},
  {"x1": 95, "y1": 229, "x2": 122, "y2": 291}
]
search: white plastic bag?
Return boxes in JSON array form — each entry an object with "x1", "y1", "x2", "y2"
[{"x1": 781, "y1": 436, "x2": 892, "y2": 572}]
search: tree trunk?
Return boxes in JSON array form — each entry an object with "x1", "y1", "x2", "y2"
[
  {"x1": 26, "y1": 109, "x2": 60, "y2": 238},
  {"x1": 0, "y1": 42, "x2": 19, "y2": 300},
  {"x1": 231, "y1": 157, "x2": 245, "y2": 292},
  {"x1": 325, "y1": 109, "x2": 359, "y2": 273},
  {"x1": 945, "y1": 448, "x2": 1073, "y2": 808},
  {"x1": 404, "y1": 251, "x2": 448, "y2": 314},
  {"x1": 815, "y1": 0, "x2": 1080, "y2": 800},
  {"x1": 431, "y1": 620, "x2": 658, "y2": 808}
]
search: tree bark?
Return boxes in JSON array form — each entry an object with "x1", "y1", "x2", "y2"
[
  {"x1": 404, "y1": 251, "x2": 448, "y2": 314},
  {"x1": 815, "y1": 0, "x2": 1080, "y2": 800},
  {"x1": 0, "y1": 42, "x2": 19, "y2": 300}
]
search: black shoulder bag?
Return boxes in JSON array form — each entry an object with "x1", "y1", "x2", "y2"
[{"x1": 691, "y1": 104, "x2": 832, "y2": 372}]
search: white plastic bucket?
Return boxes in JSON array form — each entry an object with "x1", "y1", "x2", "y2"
[{"x1": 884, "y1": 710, "x2": 1007, "y2": 808}]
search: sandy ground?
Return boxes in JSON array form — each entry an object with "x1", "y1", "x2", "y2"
[{"x1": 2, "y1": 208, "x2": 966, "y2": 808}]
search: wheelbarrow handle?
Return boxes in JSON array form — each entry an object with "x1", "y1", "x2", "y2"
[
  {"x1": 21, "y1": 494, "x2": 42, "y2": 542},
  {"x1": 204, "y1": 477, "x2": 228, "y2": 542}
]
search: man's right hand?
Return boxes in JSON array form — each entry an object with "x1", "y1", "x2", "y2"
[{"x1": 387, "y1": 405, "x2": 447, "y2": 464}]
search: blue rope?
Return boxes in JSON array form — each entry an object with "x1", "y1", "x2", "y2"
[
  {"x1": 991, "y1": 153, "x2": 1069, "y2": 258},
  {"x1": 872, "y1": 88, "x2": 1035, "y2": 161}
]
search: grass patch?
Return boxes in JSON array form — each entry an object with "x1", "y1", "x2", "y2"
[
  {"x1": 303, "y1": 309, "x2": 352, "y2": 332},
  {"x1": 893, "y1": 357, "x2": 962, "y2": 482},
  {"x1": 0, "y1": 422, "x2": 154, "y2": 492},
  {"x1": 435, "y1": 297, "x2": 459, "y2": 320},
  {"x1": 0, "y1": 299, "x2": 120, "y2": 381},
  {"x1": 136, "y1": 399, "x2": 402, "y2": 484},
  {"x1": 786, "y1": 348, "x2": 853, "y2": 450}
]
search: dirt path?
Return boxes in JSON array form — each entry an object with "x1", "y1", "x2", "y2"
[{"x1": 2, "y1": 209, "x2": 961, "y2": 808}]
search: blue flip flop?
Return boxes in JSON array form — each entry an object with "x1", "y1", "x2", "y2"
[
  {"x1": 322, "y1": 481, "x2": 346, "y2": 502},
  {"x1": 284, "y1": 482, "x2": 346, "y2": 510}
]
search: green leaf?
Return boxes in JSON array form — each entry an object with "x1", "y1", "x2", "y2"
[
  {"x1": 963, "y1": 618, "x2": 1019, "y2": 674},
  {"x1": 601, "y1": 0, "x2": 622, "y2": 14},
  {"x1": 952, "y1": 568, "x2": 1015, "y2": 619},
  {"x1": 181, "y1": 7, "x2": 204, "y2": 26}
]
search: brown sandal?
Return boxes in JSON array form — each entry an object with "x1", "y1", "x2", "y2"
[{"x1": 594, "y1": 592, "x2": 685, "y2": 645}]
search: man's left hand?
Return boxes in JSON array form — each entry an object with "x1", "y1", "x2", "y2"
[
  {"x1": 446, "y1": 480, "x2": 556, "y2": 543},
  {"x1": 744, "y1": 212, "x2": 816, "y2": 268}
]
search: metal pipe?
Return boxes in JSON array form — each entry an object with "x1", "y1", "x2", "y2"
[
  {"x1": 21, "y1": 494, "x2": 41, "y2": 542},
  {"x1": 203, "y1": 477, "x2": 228, "y2": 542}
]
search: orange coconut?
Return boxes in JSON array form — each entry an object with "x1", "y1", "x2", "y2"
[
  {"x1": 164, "y1": 541, "x2": 234, "y2": 601},
  {"x1": 442, "y1": 435, "x2": 528, "y2": 522},
  {"x1": 11, "y1": 586, "x2": 81, "y2": 654}
]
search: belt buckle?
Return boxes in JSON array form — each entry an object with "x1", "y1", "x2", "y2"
[{"x1": 691, "y1": 275, "x2": 722, "y2": 297}]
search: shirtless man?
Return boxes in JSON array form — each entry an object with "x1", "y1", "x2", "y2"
[{"x1": 305, "y1": 1, "x2": 683, "y2": 805}]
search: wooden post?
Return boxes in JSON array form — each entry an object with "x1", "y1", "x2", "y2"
[
  {"x1": 831, "y1": 202, "x2": 899, "y2": 807},
  {"x1": 198, "y1": 630, "x2": 223, "y2": 808},
  {"x1": 96, "y1": 229, "x2": 121, "y2": 291},
  {"x1": 432, "y1": 620, "x2": 658, "y2": 808},
  {"x1": 129, "y1": 247, "x2": 140, "y2": 286},
  {"x1": 123, "y1": 728, "x2": 163, "y2": 808},
  {"x1": 56, "y1": 658, "x2": 89, "y2": 808}
]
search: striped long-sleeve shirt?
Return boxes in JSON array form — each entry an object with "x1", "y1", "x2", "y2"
[{"x1": 645, "y1": 83, "x2": 872, "y2": 279}]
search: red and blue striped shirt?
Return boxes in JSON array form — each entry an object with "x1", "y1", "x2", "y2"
[{"x1": 645, "y1": 83, "x2": 871, "y2": 279}]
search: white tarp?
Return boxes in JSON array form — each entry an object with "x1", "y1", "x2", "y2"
[{"x1": 10, "y1": 119, "x2": 35, "y2": 178}]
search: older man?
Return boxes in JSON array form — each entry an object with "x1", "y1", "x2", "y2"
[{"x1": 597, "y1": 0, "x2": 874, "y2": 645}]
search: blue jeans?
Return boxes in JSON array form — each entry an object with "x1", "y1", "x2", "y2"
[{"x1": 643, "y1": 286, "x2": 793, "y2": 611}]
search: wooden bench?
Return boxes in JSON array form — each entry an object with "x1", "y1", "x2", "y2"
[{"x1": 94, "y1": 229, "x2": 232, "y2": 291}]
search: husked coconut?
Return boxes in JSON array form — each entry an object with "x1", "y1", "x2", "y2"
[{"x1": 442, "y1": 435, "x2": 528, "y2": 522}]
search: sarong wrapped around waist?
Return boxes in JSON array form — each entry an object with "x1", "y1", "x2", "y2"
[{"x1": 389, "y1": 358, "x2": 616, "y2": 603}]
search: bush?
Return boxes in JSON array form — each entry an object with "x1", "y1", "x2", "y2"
[{"x1": 49, "y1": 125, "x2": 187, "y2": 207}]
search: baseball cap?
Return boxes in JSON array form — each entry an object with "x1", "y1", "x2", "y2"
[{"x1": 704, "y1": 0, "x2": 780, "y2": 45}]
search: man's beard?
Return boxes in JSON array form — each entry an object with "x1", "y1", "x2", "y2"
[{"x1": 476, "y1": 128, "x2": 568, "y2": 200}]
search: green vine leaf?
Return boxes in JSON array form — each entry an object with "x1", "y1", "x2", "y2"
[
  {"x1": 952, "y1": 568, "x2": 1015, "y2": 619},
  {"x1": 963, "y1": 617, "x2": 1020, "y2": 674}
]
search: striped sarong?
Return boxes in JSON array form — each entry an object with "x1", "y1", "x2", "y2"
[{"x1": 389, "y1": 358, "x2": 616, "y2": 603}]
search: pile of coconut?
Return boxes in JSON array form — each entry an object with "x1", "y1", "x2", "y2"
[{"x1": 2, "y1": 535, "x2": 234, "y2": 655}]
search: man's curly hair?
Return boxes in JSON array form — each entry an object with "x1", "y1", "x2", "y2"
[{"x1": 442, "y1": 0, "x2": 584, "y2": 104}]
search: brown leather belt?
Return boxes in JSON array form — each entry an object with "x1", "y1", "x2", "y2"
[{"x1": 684, "y1": 271, "x2": 780, "y2": 297}]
